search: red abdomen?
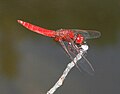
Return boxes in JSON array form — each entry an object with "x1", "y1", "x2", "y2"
[{"x1": 17, "y1": 20, "x2": 56, "y2": 37}]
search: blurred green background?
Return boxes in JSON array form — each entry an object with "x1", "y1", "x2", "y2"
[{"x1": 0, "y1": 0, "x2": 120, "y2": 94}]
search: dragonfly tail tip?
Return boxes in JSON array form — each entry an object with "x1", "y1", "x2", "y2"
[{"x1": 17, "y1": 20, "x2": 23, "y2": 24}]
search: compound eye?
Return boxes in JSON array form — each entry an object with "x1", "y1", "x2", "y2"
[{"x1": 75, "y1": 34, "x2": 84, "y2": 44}]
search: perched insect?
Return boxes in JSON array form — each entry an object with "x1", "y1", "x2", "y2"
[{"x1": 18, "y1": 20, "x2": 101, "y2": 74}]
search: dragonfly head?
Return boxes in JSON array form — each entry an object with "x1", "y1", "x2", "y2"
[{"x1": 75, "y1": 34, "x2": 84, "y2": 44}]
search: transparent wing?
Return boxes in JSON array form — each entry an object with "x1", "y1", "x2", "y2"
[{"x1": 71, "y1": 29, "x2": 101, "y2": 40}]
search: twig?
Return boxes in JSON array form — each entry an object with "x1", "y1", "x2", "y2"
[{"x1": 46, "y1": 49, "x2": 86, "y2": 94}]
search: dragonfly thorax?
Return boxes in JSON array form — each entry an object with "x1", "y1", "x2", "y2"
[
  {"x1": 54, "y1": 29, "x2": 85, "y2": 45},
  {"x1": 54, "y1": 29, "x2": 74, "y2": 42}
]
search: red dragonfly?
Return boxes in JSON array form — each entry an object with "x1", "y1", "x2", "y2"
[{"x1": 17, "y1": 20, "x2": 101, "y2": 74}]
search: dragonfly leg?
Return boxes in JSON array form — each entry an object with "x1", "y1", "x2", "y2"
[
  {"x1": 68, "y1": 39, "x2": 95, "y2": 73},
  {"x1": 71, "y1": 41, "x2": 80, "y2": 53},
  {"x1": 59, "y1": 40, "x2": 81, "y2": 72},
  {"x1": 68, "y1": 43, "x2": 77, "y2": 56},
  {"x1": 74, "y1": 44, "x2": 95, "y2": 73},
  {"x1": 59, "y1": 40, "x2": 74, "y2": 60}
]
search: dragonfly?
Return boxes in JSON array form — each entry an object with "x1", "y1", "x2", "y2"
[{"x1": 17, "y1": 20, "x2": 101, "y2": 74}]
